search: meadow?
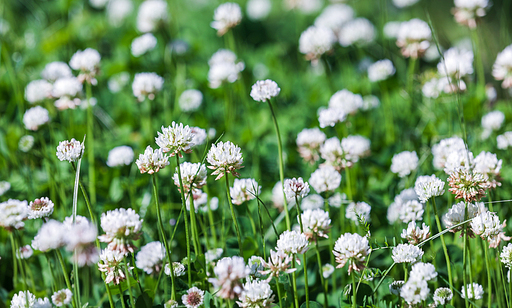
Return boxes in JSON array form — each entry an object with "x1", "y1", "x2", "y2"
[{"x1": 1, "y1": 0, "x2": 512, "y2": 307}]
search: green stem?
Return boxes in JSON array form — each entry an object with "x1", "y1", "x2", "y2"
[
  {"x1": 315, "y1": 240, "x2": 328, "y2": 308},
  {"x1": 403, "y1": 263, "x2": 408, "y2": 281},
  {"x1": 276, "y1": 278, "x2": 284, "y2": 308},
  {"x1": 257, "y1": 200, "x2": 266, "y2": 259},
  {"x1": 292, "y1": 255, "x2": 300, "y2": 308},
  {"x1": 225, "y1": 174, "x2": 244, "y2": 256},
  {"x1": 432, "y1": 198, "x2": 454, "y2": 303},
  {"x1": 175, "y1": 155, "x2": 192, "y2": 286},
  {"x1": 484, "y1": 245, "x2": 492, "y2": 308},
  {"x1": 124, "y1": 263, "x2": 135, "y2": 308},
  {"x1": 380, "y1": 82, "x2": 395, "y2": 144},
  {"x1": 407, "y1": 57, "x2": 417, "y2": 106},
  {"x1": 117, "y1": 284, "x2": 127, "y2": 308},
  {"x1": 463, "y1": 203, "x2": 469, "y2": 308},
  {"x1": 267, "y1": 99, "x2": 291, "y2": 230},
  {"x1": 45, "y1": 253, "x2": 58, "y2": 292},
  {"x1": 345, "y1": 167, "x2": 353, "y2": 202},
  {"x1": 352, "y1": 272, "x2": 357, "y2": 308},
  {"x1": 188, "y1": 194, "x2": 202, "y2": 256},
  {"x1": 73, "y1": 251, "x2": 81, "y2": 308},
  {"x1": 205, "y1": 184, "x2": 218, "y2": 249},
  {"x1": 56, "y1": 250, "x2": 77, "y2": 308},
  {"x1": 296, "y1": 197, "x2": 309, "y2": 308},
  {"x1": 471, "y1": 28, "x2": 485, "y2": 99},
  {"x1": 86, "y1": 82, "x2": 96, "y2": 205},
  {"x1": 10, "y1": 232, "x2": 18, "y2": 289},
  {"x1": 152, "y1": 175, "x2": 176, "y2": 298},
  {"x1": 324, "y1": 198, "x2": 336, "y2": 291},
  {"x1": 130, "y1": 253, "x2": 143, "y2": 294}
]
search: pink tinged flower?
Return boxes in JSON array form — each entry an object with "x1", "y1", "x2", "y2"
[
  {"x1": 448, "y1": 168, "x2": 489, "y2": 202},
  {"x1": 396, "y1": 19, "x2": 431, "y2": 59},
  {"x1": 208, "y1": 256, "x2": 249, "y2": 299},
  {"x1": 284, "y1": 177, "x2": 310, "y2": 200},
  {"x1": 135, "y1": 146, "x2": 170, "y2": 174},
  {"x1": 98, "y1": 248, "x2": 130, "y2": 285},
  {"x1": 98, "y1": 208, "x2": 143, "y2": 255},
  {"x1": 332, "y1": 233, "x2": 370, "y2": 274},
  {"x1": 51, "y1": 289, "x2": 73, "y2": 307},
  {"x1": 28, "y1": 197, "x2": 54, "y2": 219},
  {"x1": 300, "y1": 209, "x2": 331, "y2": 241},
  {"x1": 56, "y1": 138, "x2": 84, "y2": 163},
  {"x1": 296, "y1": 128, "x2": 326, "y2": 164},
  {"x1": 155, "y1": 122, "x2": 195, "y2": 157},
  {"x1": 207, "y1": 141, "x2": 244, "y2": 180},
  {"x1": 471, "y1": 211, "x2": 511, "y2": 248},
  {"x1": 260, "y1": 249, "x2": 296, "y2": 281},
  {"x1": 182, "y1": 287, "x2": 205, "y2": 308}
]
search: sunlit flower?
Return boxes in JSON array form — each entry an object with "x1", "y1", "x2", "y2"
[
  {"x1": 107, "y1": 146, "x2": 134, "y2": 167},
  {"x1": 300, "y1": 209, "x2": 331, "y2": 241},
  {"x1": 338, "y1": 18, "x2": 376, "y2": 47},
  {"x1": 131, "y1": 33, "x2": 157, "y2": 57},
  {"x1": 136, "y1": 0, "x2": 168, "y2": 33},
  {"x1": 333, "y1": 233, "x2": 369, "y2": 274},
  {"x1": 309, "y1": 165, "x2": 341, "y2": 193},
  {"x1": 27, "y1": 197, "x2": 54, "y2": 219},
  {"x1": 211, "y1": 3, "x2": 242, "y2": 36},
  {"x1": 448, "y1": 168, "x2": 488, "y2": 202},
  {"x1": 135, "y1": 146, "x2": 169, "y2": 174},
  {"x1": 368, "y1": 59, "x2": 395, "y2": 82},
  {"x1": 276, "y1": 230, "x2": 309, "y2": 255},
  {"x1": 51, "y1": 289, "x2": 72, "y2": 307},
  {"x1": 452, "y1": 0, "x2": 488, "y2": 29},
  {"x1": 392, "y1": 243, "x2": 423, "y2": 263},
  {"x1": 237, "y1": 280, "x2": 274, "y2": 308},
  {"x1": 299, "y1": 26, "x2": 335, "y2": 63},
  {"x1": 209, "y1": 256, "x2": 249, "y2": 299},
  {"x1": 0, "y1": 199, "x2": 28, "y2": 231},
  {"x1": 69, "y1": 48, "x2": 101, "y2": 85},
  {"x1": 390, "y1": 151, "x2": 418, "y2": 178},
  {"x1": 182, "y1": 287, "x2": 205, "y2": 308},
  {"x1": 396, "y1": 18, "x2": 431, "y2": 58},
  {"x1": 414, "y1": 174, "x2": 445, "y2": 202},
  {"x1": 25, "y1": 80, "x2": 52, "y2": 104},
  {"x1": 23, "y1": 106, "x2": 50, "y2": 131},
  {"x1": 99, "y1": 208, "x2": 143, "y2": 255},
  {"x1": 297, "y1": 128, "x2": 326, "y2": 164},
  {"x1": 179, "y1": 89, "x2": 203, "y2": 112},
  {"x1": 461, "y1": 283, "x2": 484, "y2": 300},
  {"x1": 250, "y1": 80, "x2": 280, "y2": 102},
  {"x1": 433, "y1": 287, "x2": 453, "y2": 306},
  {"x1": 98, "y1": 248, "x2": 130, "y2": 285},
  {"x1": 230, "y1": 178, "x2": 261, "y2": 205},
  {"x1": 493, "y1": 45, "x2": 512, "y2": 89},
  {"x1": 401, "y1": 222, "x2": 430, "y2": 245},
  {"x1": 207, "y1": 141, "x2": 244, "y2": 180},
  {"x1": 132, "y1": 72, "x2": 164, "y2": 101},
  {"x1": 41, "y1": 61, "x2": 72, "y2": 82},
  {"x1": 260, "y1": 249, "x2": 296, "y2": 281},
  {"x1": 56, "y1": 138, "x2": 84, "y2": 163},
  {"x1": 135, "y1": 241, "x2": 165, "y2": 275},
  {"x1": 346, "y1": 202, "x2": 371, "y2": 225}
]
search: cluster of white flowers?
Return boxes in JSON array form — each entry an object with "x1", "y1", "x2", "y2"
[
  {"x1": 51, "y1": 289, "x2": 73, "y2": 307},
  {"x1": 207, "y1": 141, "x2": 244, "y2": 180},
  {"x1": 368, "y1": 59, "x2": 395, "y2": 82},
  {"x1": 283, "y1": 177, "x2": 310, "y2": 200},
  {"x1": 318, "y1": 107, "x2": 346, "y2": 128},
  {"x1": 23, "y1": 106, "x2": 50, "y2": 131},
  {"x1": 432, "y1": 136, "x2": 466, "y2": 170},
  {"x1": 0, "y1": 181, "x2": 10, "y2": 196},
  {"x1": 27, "y1": 197, "x2": 54, "y2": 219},
  {"x1": 209, "y1": 256, "x2": 249, "y2": 299},
  {"x1": 399, "y1": 200, "x2": 424, "y2": 223},
  {"x1": 211, "y1": 2, "x2": 242, "y2": 36},
  {"x1": 65, "y1": 219, "x2": 100, "y2": 266},
  {"x1": 246, "y1": 0, "x2": 272, "y2": 20},
  {"x1": 156, "y1": 122, "x2": 195, "y2": 156},
  {"x1": 401, "y1": 222, "x2": 430, "y2": 245},
  {"x1": 0, "y1": 199, "x2": 29, "y2": 230},
  {"x1": 132, "y1": 72, "x2": 164, "y2": 101},
  {"x1": 230, "y1": 178, "x2": 261, "y2": 205},
  {"x1": 453, "y1": 0, "x2": 488, "y2": 28},
  {"x1": 25, "y1": 79, "x2": 53, "y2": 103},
  {"x1": 250, "y1": 79, "x2": 280, "y2": 102},
  {"x1": 309, "y1": 165, "x2": 341, "y2": 193},
  {"x1": 173, "y1": 162, "x2": 207, "y2": 194},
  {"x1": 341, "y1": 135, "x2": 371, "y2": 165},
  {"x1": 438, "y1": 47, "x2": 474, "y2": 79},
  {"x1": 69, "y1": 48, "x2": 101, "y2": 85},
  {"x1": 98, "y1": 248, "x2": 129, "y2": 285},
  {"x1": 260, "y1": 249, "x2": 296, "y2": 281},
  {"x1": 433, "y1": 287, "x2": 453, "y2": 306},
  {"x1": 314, "y1": 4, "x2": 354, "y2": 36},
  {"x1": 276, "y1": 230, "x2": 309, "y2": 254},
  {"x1": 338, "y1": 18, "x2": 376, "y2": 47},
  {"x1": 181, "y1": 287, "x2": 205, "y2": 308},
  {"x1": 32, "y1": 219, "x2": 66, "y2": 251},
  {"x1": 284, "y1": 0, "x2": 322, "y2": 14},
  {"x1": 481, "y1": 110, "x2": 505, "y2": 139},
  {"x1": 135, "y1": 241, "x2": 165, "y2": 274},
  {"x1": 56, "y1": 138, "x2": 84, "y2": 163},
  {"x1": 443, "y1": 201, "x2": 486, "y2": 235},
  {"x1": 497, "y1": 131, "x2": 512, "y2": 149},
  {"x1": 396, "y1": 18, "x2": 431, "y2": 58},
  {"x1": 333, "y1": 233, "x2": 370, "y2": 274},
  {"x1": 299, "y1": 26, "x2": 335, "y2": 62},
  {"x1": 392, "y1": 243, "x2": 423, "y2": 263},
  {"x1": 136, "y1": 0, "x2": 168, "y2": 33},
  {"x1": 17, "y1": 245, "x2": 33, "y2": 259},
  {"x1": 461, "y1": 283, "x2": 484, "y2": 300},
  {"x1": 237, "y1": 280, "x2": 274, "y2": 308},
  {"x1": 52, "y1": 77, "x2": 83, "y2": 110},
  {"x1": 390, "y1": 151, "x2": 418, "y2": 178},
  {"x1": 493, "y1": 44, "x2": 512, "y2": 89},
  {"x1": 501, "y1": 243, "x2": 512, "y2": 268},
  {"x1": 106, "y1": 146, "x2": 134, "y2": 167},
  {"x1": 471, "y1": 210, "x2": 510, "y2": 248},
  {"x1": 131, "y1": 33, "x2": 157, "y2": 57},
  {"x1": 136, "y1": 146, "x2": 169, "y2": 174},
  {"x1": 41, "y1": 61, "x2": 72, "y2": 82},
  {"x1": 179, "y1": 89, "x2": 203, "y2": 112},
  {"x1": 300, "y1": 194, "x2": 324, "y2": 211},
  {"x1": 400, "y1": 279, "x2": 429, "y2": 305},
  {"x1": 346, "y1": 201, "x2": 371, "y2": 224},
  {"x1": 387, "y1": 188, "x2": 419, "y2": 224},
  {"x1": 164, "y1": 262, "x2": 186, "y2": 277},
  {"x1": 19, "y1": 135, "x2": 35, "y2": 152},
  {"x1": 10, "y1": 291, "x2": 36, "y2": 308},
  {"x1": 474, "y1": 151, "x2": 502, "y2": 188},
  {"x1": 328, "y1": 89, "x2": 364, "y2": 116},
  {"x1": 300, "y1": 209, "x2": 331, "y2": 241},
  {"x1": 208, "y1": 49, "x2": 245, "y2": 89},
  {"x1": 414, "y1": 174, "x2": 445, "y2": 202},
  {"x1": 98, "y1": 208, "x2": 143, "y2": 254},
  {"x1": 296, "y1": 128, "x2": 326, "y2": 163}
]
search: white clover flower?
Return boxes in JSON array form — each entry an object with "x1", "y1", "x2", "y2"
[
  {"x1": 28, "y1": 197, "x2": 54, "y2": 219},
  {"x1": 23, "y1": 106, "x2": 49, "y2": 131},
  {"x1": 208, "y1": 49, "x2": 245, "y2": 88},
  {"x1": 498, "y1": 131, "x2": 512, "y2": 150},
  {"x1": 246, "y1": 0, "x2": 272, "y2": 20},
  {"x1": 453, "y1": 0, "x2": 488, "y2": 28},
  {"x1": 25, "y1": 80, "x2": 52, "y2": 103},
  {"x1": 131, "y1": 33, "x2": 157, "y2": 57},
  {"x1": 461, "y1": 283, "x2": 484, "y2": 300},
  {"x1": 299, "y1": 26, "x2": 335, "y2": 62},
  {"x1": 414, "y1": 174, "x2": 445, "y2": 202},
  {"x1": 320, "y1": 137, "x2": 344, "y2": 170},
  {"x1": 392, "y1": 0, "x2": 420, "y2": 7},
  {"x1": 136, "y1": 0, "x2": 168, "y2": 33},
  {"x1": 387, "y1": 202, "x2": 402, "y2": 225},
  {"x1": 328, "y1": 192, "x2": 346, "y2": 208},
  {"x1": 389, "y1": 280, "x2": 405, "y2": 295},
  {"x1": 276, "y1": 230, "x2": 309, "y2": 254},
  {"x1": 481, "y1": 110, "x2": 505, "y2": 139},
  {"x1": 328, "y1": 89, "x2": 363, "y2": 115},
  {"x1": 237, "y1": 280, "x2": 274, "y2": 308},
  {"x1": 438, "y1": 47, "x2": 474, "y2": 79},
  {"x1": 284, "y1": 0, "x2": 322, "y2": 14},
  {"x1": 443, "y1": 201, "x2": 486, "y2": 235},
  {"x1": 98, "y1": 248, "x2": 129, "y2": 285},
  {"x1": 338, "y1": 18, "x2": 376, "y2": 47},
  {"x1": 300, "y1": 194, "x2": 323, "y2": 211},
  {"x1": 207, "y1": 141, "x2": 244, "y2": 180},
  {"x1": 396, "y1": 19, "x2": 431, "y2": 58},
  {"x1": 318, "y1": 107, "x2": 346, "y2": 128},
  {"x1": 400, "y1": 279, "x2": 429, "y2": 305},
  {"x1": 10, "y1": 291, "x2": 36, "y2": 308},
  {"x1": 41, "y1": 61, "x2": 72, "y2": 82},
  {"x1": 250, "y1": 79, "x2": 280, "y2": 102},
  {"x1": 448, "y1": 167, "x2": 488, "y2": 202},
  {"x1": 65, "y1": 220, "x2": 99, "y2": 267},
  {"x1": 132, "y1": 72, "x2": 164, "y2": 101},
  {"x1": 314, "y1": 4, "x2": 354, "y2": 35},
  {"x1": 301, "y1": 209, "x2": 331, "y2": 241},
  {"x1": 211, "y1": 2, "x2": 242, "y2": 36},
  {"x1": 422, "y1": 77, "x2": 444, "y2": 99},
  {"x1": 297, "y1": 128, "x2": 326, "y2": 164},
  {"x1": 260, "y1": 249, "x2": 296, "y2": 280},
  {"x1": 284, "y1": 177, "x2": 310, "y2": 200},
  {"x1": 107, "y1": 146, "x2": 134, "y2": 167},
  {"x1": 17, "y1": 245, "x2": 33, "y2": 259},
  {"x1": 51, "y1": 289, "x2": 72, "y2": 307},
  {"x1": 209, "y1": 256, "x2": 249, "y2": 299},
  {"x1": 98, "y1": 208, "x2": 143, "y2": 254},
  {"x1": 51, "y1": 77, "x2": 82, "y2": 99},
  {"x1": 341, "y1": 135, "x2": 371, "y2": 166},
  {"x1": 32, "y1": 220, "x2": 65, "y2": 251},
  {"x1": 155, "y1": 122, "x2": 195, "y2": 156},
  {"x1": 346, "y1": 202, "x2": 371, "y2": 225},
  {"x1": 399, "y1": 200, "x2": 424, "y2": 223},
  {"x1": 136, "y1": 241, "x2": 165, "y2": 274},
  {"x1": 135, "y1": 146, "x2": 169, "y2": 174},
  {"x1": 433, "y1": 287, "x2": 453, "y2": 305},
  {"x1": 107, "y1": 0, "x2": 133, "y2": 26},
  {"x1": 401, "y1": 222, "x2": 430, "y2": 245},
  {"x1": 410, "y1": 262, "x2": 437, "y2": 281},
  {"x1": 56, "y1": 138, "x2": 84, "y2": 163},
  {"x1": 383, "y1": 21, "x2": 402, "y2": 39},
  {"x1": 205, "y1": 248, "x2": 224, "y2": 263},
  {"x1": 182, "y1": 287, "x2": 205, "y2": 308},
  {"x1": 471, "y1": 211, "x2": 510, "y2": 248},
  {"x1": 392, "y1": 244, "x2": 423, "y2": 263},
  {"x1": 432, "y1": 136, "x2": 466, "y2": 170},
  {"x1": 474, "y1": 151, "x2": 502, "y2": 188},
  {"x1": 69, "y1": 48, "x2": 101, "y2": 85},
  {"x1": 19, "y1": 135, "x2": 34, "y2": 152},
  {"x1": 108, "y1": 72, "x2": 130, "y2": 93},
  {"x1": 333, "y1": 233, "x2": 370, "y2": 274},
  {"x1": 173, "y1": 162, "x2": 207, "y2": 193},
  {"x1": 0, "y1": 199, "x2": 28, "y2": 230},
  {"x1": 179, "y1": 89, "x2": 203, "y2": 112},
  {"x1": 309, "y1": 165, "x2": 341, "y2": 193},
  {"x1": 391, "y1": 151, "x2": 418, "y2": 178},
  {"x1": 164, "y1": 262, "x2": 186, "y2": 277},
  {"x1": 493, "y1": 45, "x2": 512, "y2": 88},
  {"x1": 322, "y1": 263, "x2": 335, "y2": 278},
  {"x1": 502, "y1": 243, "x2": 512, "y2": 268},
  {"x1": 368, "y1": 59, "x2": 396, "y2": 82},
  {"x1": 230, "y1": 178, "x2": 261, "y2": 205}
]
